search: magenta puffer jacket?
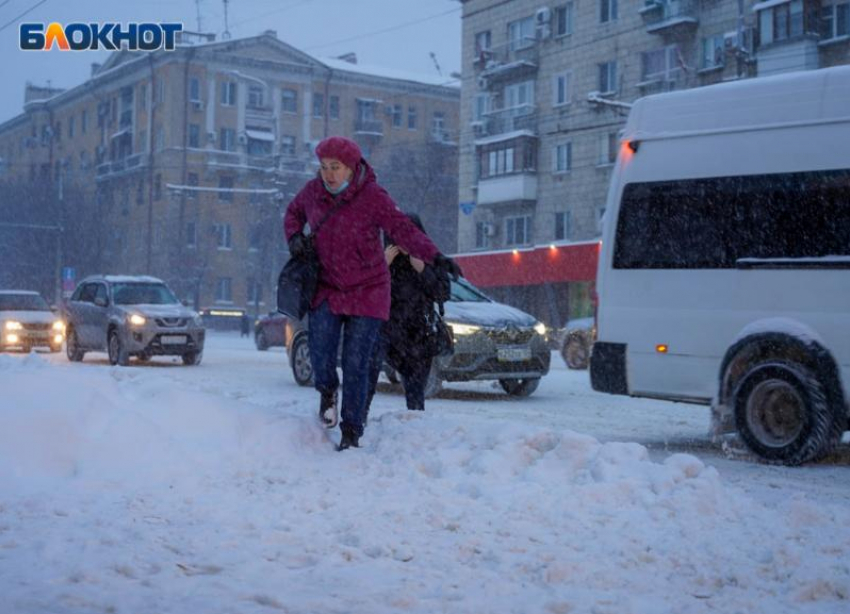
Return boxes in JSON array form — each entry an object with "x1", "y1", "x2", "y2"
[{"x1": 283, "y1": 161, "x2": 439, "y2": 320}]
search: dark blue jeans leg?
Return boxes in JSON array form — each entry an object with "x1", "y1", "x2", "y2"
[
  {"x1": 308, "y1": 301, "x2": 341, "y2": 396},
  {"x1": 365, "y1": 327, "x2": 388, "y2": 419},
  {"x1": 340, "y1": 314, "x2": 383, "y2": 437}
]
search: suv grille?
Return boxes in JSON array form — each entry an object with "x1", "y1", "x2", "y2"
[
  {"x1": 24, "y1": 323, "x2": 51, "y2": 331},
  {"x1": 487, "y1": 328, "x2": 534, "y2": 345},
  {"x1": 156, "y1": 318, "x2": 187, "y2": 328}
]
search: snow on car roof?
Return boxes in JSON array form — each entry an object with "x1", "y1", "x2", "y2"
[
  {"x1": 81, "y1": 275, "x2": 165, "y2": 284},
  {"x1": 0, "y1": 290, "x2": 40, "y2": 295}
]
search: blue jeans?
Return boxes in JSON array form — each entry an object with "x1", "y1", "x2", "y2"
[{"x1": 309, "y1": 301, "x2": 383, "y2": 437}]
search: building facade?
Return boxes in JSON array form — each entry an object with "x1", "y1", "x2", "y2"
[
  {"x1": 456, "y1": 0, "x2": 850, "y2": 327},
  {"x1": 0, "y1": 30, "x2": 460, "y2": 316}
]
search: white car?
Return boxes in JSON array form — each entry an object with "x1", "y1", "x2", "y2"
[{"x1": 0, "y1": 290, "x2": 65, "y2": 353}]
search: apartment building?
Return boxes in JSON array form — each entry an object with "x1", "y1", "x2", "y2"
[
  {"x1": 455, "y1": 0, "x2": 850, "y2": 326},
  {"x1": 0, "y1": 30, "x2": 459, "y2": 314}
]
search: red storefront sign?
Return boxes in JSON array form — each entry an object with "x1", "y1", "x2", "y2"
[{"x1": 454, "y1": 241, "x2": 600, "y2": 289}]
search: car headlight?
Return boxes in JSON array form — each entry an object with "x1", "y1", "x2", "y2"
[
  {"x1": 448, "y1": 322, "x2": 480, "y2": 336},
  {"x1": 192, "y1": 314, "x2": 204, "y2": 327},
  {"x1": 52, "y1": 320, "x2": 66, "y2": 332},
  {"x1": 534, "y1": 322, "x2": 547, "y2": 337},
  {"x1": 128, "y1": 314, "x2": 146, "y2": 326},
  {"x1": 4, "y1": 321, "x2": 22, "y2": 331}
]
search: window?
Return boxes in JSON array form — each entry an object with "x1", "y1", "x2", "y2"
[
  {"x1": 313, "y1": 93, "x2": 324, "y2": 118},
  {"x1": 555, "y1": 3, "x2": 575, "y2": 36},
  {"x1": 188, "y1": 123, "x2": 200, "y2": 148},
  {"x1": 248, "y1": 85, "x2": 264, "y2": 108},
  {"x1": 155, "y1": 124, "x2": 165, "y2": 150},
  {"x1": 392, "y1": 104, "x2": 402, "y2": 128},
  {"x1": 485, "y1": 147, "x2": 516, "y2": 177},
  {"x1": 221, "y1": 81, "x2": 237, "y2": 106},
  {"x1": 508, "y1": 16, "x2": 535, "y2": 51},
  {"x1": 759, "y1": 0, "x2": 804, "y2": 45},
  {"x1": 281, "y1": 88, "x2": 297, "y2": 113},
  {"x1": 821, "y1": 2, "x2": 850, "y2": 39},
  {"x1": 186, "y1": 222, "x2": 197, "y2": 248},
  {"x1": 81, "y1": 109, "x2": 87, "y2": 134},
  {"x1": 555, "y1": 211, "x2": 572, "y2": 240},
  {"x1": 473, "y1": 93, "x2": 492, "y2": 121},
  {"x1": 553, "y1": 142, "x2": 572, "y2": 173},
  {"x1": 215, "y1": 222, "x2": 233, "y2": 248},
  {"x1": 329, "y1": 95, "x2": 340, "y2": 119},
  {"x1": 613, "y1": 170, "x2": 850, "y2": 269},
  {"x1": 218, "y1": 176, "x2": 234, "y2": 203},
  {"x1": 505, "y1": 215, "x2": 531, "y2": 246},
  {"x1": 600, "y1": 0, "x2": 618, "y2": 23},
  {"x1": 432, "y1": 111, "x2": 446, "y2": 140},
  {"x1": 598, "y1": 131, "x2": 618, "y2": 166},
  {"x1": 642, "y1": 46, "x2": 680, "y2": 81},
  {"x1": 247, "y1": 278, "x2": 263, "y2": 304},
  {"x1": 408, "y1": 105, "x2": 417, "y2": 130},
  {"x1": 280, "y1": 135, "x2": 296, "y2": 157},
  {"x1": 138, "y1": 84, "x2": 147, "y2": 111},
  {"x1": 475, "y1": 30, "x2": 491, "y2": 55},
  {"x1": 215, "y1": 278, "x2": 232, "y2": 303},
  {"x1": 189, "y1": 77, "x2": 201, "y2": 102},
  {"x1": 553, "y1": 71, "x2": 572, "y2": 106},
  {"x1": 504, "y1": 81, "x2": 534, "y2": 112},
  {"x1": 701, "y1": 36, "x2": 725, "y2": 70},
  {"x1": 219, "y1": 128, "x2": 236, "y2": 152},
  {"x1": 247, "y1": 133, "x2": 272, "y2": 156},
  {"x1": 599, "y1": 61, "x2": 618, "y2": 93},
  {"x1": 475, "y1": 221, "x2": 492, "y2": 249},
  {"x1": 68, "y1": 116, "x2": 75, "y2": 138},
  {"x1": 187, "y1": 172, "x2": 198, "y2": 199}
]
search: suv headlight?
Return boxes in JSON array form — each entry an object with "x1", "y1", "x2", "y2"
[
  {"x1": 52, "y1": 321, "x2": 66, "y2": 332},
  {"x1": 128, "y1": 314, "x2": 146, "y2": 326},
  {"x1": 4, "y1": 321, "x2": 22, "y2": 331},
  {"x1": 534, "y1": 322, "x2": 547, "y2": 337},
  {"x1": 449, "y1": 322, "x2": 481, "y2": 336},
  {"x1": 192, "y1": 314, "x2": 204, "y2": 327}
]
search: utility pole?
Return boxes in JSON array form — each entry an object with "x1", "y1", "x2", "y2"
[
  {"x1": 222, "y1": 0, "x2": 231, "y2": 40},
  {"x1": 195, "y1": 0, "x2": 203, "y2": 32}
]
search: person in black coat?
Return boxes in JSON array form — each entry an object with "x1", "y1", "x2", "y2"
[{"x1": 366, "y1": 213, "x2": 451, "y2": 412}]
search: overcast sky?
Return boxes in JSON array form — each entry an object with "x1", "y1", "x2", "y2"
[{"x1": 0, "y1": 0, "x2": 462, "y2": 124}]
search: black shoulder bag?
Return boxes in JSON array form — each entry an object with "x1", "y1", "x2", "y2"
[{"x1": 277, "y1": 200, "x2": 346, "y2": 319}]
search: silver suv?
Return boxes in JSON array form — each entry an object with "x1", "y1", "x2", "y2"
[{"x1": 63, "y1": 275, "x2": 205, "y2": 366}]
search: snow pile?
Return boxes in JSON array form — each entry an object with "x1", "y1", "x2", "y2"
[{"x1": 1, "y1": 356, "x2": 848, "y2": 614}]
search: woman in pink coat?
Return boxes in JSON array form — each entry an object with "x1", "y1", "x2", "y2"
[{"x1": 284, "y1": 136, "x2": 460, "y2": 451}]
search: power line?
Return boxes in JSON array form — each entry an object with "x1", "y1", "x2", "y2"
[{"x1": 0, "y1": 0, "x2": 49, "y2": 33}]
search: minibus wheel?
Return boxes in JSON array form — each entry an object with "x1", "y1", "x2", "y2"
[{"x1": 732, "y1": 361, "x2": 836, "y2": 465}]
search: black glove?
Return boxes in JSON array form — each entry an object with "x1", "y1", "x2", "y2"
[
  {"x1": 288, "y1": 232, "x2": 311, "y2": 259},
  {"x1": 433, "y1": 253, "x2": 462, "y2": 281}
]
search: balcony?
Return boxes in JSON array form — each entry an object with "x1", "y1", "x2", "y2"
[
  {"x1": 95, "y1": 153, "x2": 149, "y2": 180},
  {"x1": 353, "y1": 118, "x2": 384, "y2": 136},
  {"x1": 641, "y1": 0, "x2": 698, "y2": 35},
  {"x1": 480, "y1": 105, "x2": 537, "y2": 138},
  {"x1": 476, "y1": 38, "x2": 539, "y2": 86},
  {"x1": 477, "y1": 173, "x2": 538, "y2": 206}
]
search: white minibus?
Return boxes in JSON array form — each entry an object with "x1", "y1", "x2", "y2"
[{"x1": 591, "y1": 66, "x2": 850, "y2": 465}]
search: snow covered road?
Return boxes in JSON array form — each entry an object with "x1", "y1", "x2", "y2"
[{"x1": 1, "y1": 332, "x2": 849, "y2": 614}]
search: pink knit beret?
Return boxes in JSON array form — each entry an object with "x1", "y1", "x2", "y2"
[{"x1": 315, "y1": 136, "x2": 362, "y2": 170}]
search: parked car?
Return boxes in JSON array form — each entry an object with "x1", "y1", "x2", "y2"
[
  {"x1": 0, "y1": 290, "x2": 65, "y2": 353},
  {"x1": 254, "y1": 311, "x2": 288, "y2": 350},
  {"x1": 63, "y1": 275, "x2": 205, "y2": 366},
  {"x1": 560, "y1": 317, "x2": 596, "y2": 370},
  {"x1": 283, "y1": 277, "x2": 550, "y2": 397}
]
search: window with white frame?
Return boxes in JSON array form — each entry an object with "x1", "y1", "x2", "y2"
[
  {"x1": 215, "y1": 277, "x2": 232, "y2": 303},
  {"x1": 599, "y1": 61, "x2": 618, "y2": 93},
  {"x1": 187, "y1": 172, "x2": 198, "y2": 199},
  {"x1": 475, "y1": 221, "x2": 491, "y2": 249},
  {"x1": 188, "y1": 123, "x2": 200, "y2": 148},
  {"x1": 189, "y1": 77, "x2": 201, "y2": 102},
  {"x1": 600, "y1": 0, "x2": 618, "y2": 23},
  {"x1": 186, "y1": 222, "x2": 197, "y2": 248},
  {"x1": 248, "y1": 85, "x2": 264, "y2": 108},
  {"x1": 220, "y1": 81, "x2": 237, "y2": 106},
  {"x1": 553, "y1": 142, "x2": 572, "y2": 173},
  {"x1": 505, "y1": 215, "x2": 531, "y2": 246},
  {"x1": 504, "y1": 81, "x2": 535, "y2": 114},
  {"x1": 218, "y1": 177, "x2": 234, "y2": 203},
  {"x1": 329, "y1": 95, "x2": 340, "y2": 119},
  {"x1": 214, "y1": 223, "x2": 232, "y2": 249},
  {"x1": 392, "y1": 104, "x2": 403, "y2": 127},
  {"x1": 642, "y1": 46, "x2": 679, "y2": 81},
  {"x1": 759, "y1": 0, "x2": 804, "y2": 45},
  {"x1": 508, "y1": 16, "x2": 535, "y2": 51},
  {"x1": 473, "y1": 93, "x2": 492, "y2": 121},
  {"x1": 485, "y1": 147, "x2": 516, "y2": 177},
  {"x1": 246, "y1": 278, "x2": 263, "y2": 305},
  {"x1": 701, "y1": 36, "x2": 725, "y2": 70},
  {"x1": 821, "y1": 2, "x2": 850, "y2": 39},
  {"x1": 598, "y1": 131, "x2": 618, "y2": 166},
  {"x1": 219, "y1": 127, "x2": 236, "y2": 152},
  {"x1": 432, "y1": 112, "x2": 446, "y2": 140},
  {"x1": 555, "y1": 2, "x2": 575, "y2": 36},
  {"x1": 555, "y1": 211, "x2": 572, "y2": 240},
  {"x1": 280, "y1": 135, "x2": 296, "y2": 156},
  {"x1": 408, "y1": 106, "x2": 417, "y2": 130},
  {"x1": 475, "y1": 30, "x2": 492, "y2": 55},
  {"x1": 553, "y1": 71, "x2": 572, "y2": 106},
  {"x1": 281, "y1": 88, "x2": 297, "y2": 113},
  {"x1": 313, "y1": 93, "x2": 324, "y2": 118}
]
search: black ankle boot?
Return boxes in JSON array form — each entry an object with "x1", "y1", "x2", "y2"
[
  {"x1": 337, "y1": 429, "x2": 360, "y2": 451},
  {"x1": 319, "y1": 390, "x2": 338, "y2": 428}
]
